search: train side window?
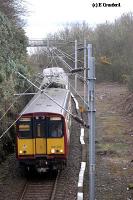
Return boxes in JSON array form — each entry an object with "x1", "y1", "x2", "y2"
[{"x1": 48, "y1": 118, "x2": 63, "y2": 138}]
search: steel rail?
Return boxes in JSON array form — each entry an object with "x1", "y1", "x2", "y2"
[
  {"x1": 50, "y1": 170, "x2": 60, "y2": 200},
  {"x1": 18, "y1": 171, "x2": 60, "y2": 200}
]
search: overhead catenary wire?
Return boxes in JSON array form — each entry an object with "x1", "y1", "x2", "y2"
[
  {"x1": 10, "y1": 58, "x2": 88, "y2": 127},
  {"x1": 48, "y1": 51, "x2": 54, "y2": 67},
  {"x1": 40, "y1": 61, "x2": 88, "y2": 106},
  {"x1": 53, "y1": 41, "x2": 75, "y2": 51},
  {"x1": 69, "y1": 82, "x2": 88, "y2": 107},
  {"x1": 0, "y1": 82, "x2": 88, "y2": 140},
  {"x1": 0, "y1": 95, "x2": 40, "y2": 139},
  {"x1": 51, "y1": 50, "x2": 59, "y2": 67},
  {"x1": 0, "y1": 77, "x2": 41, "y2": 122},
  {"x1": 0, "y1": 42, "x2": 89, "y2": 138},
  {"x1": 0, "y1": 82, "x2": 52, "y2": 140},
  {"x1": 53, "y1": 48, "x2": 86, "y2": 82},
  {"x1": 53, "y1": 50, "x2": 72, "y2": 71},
  {"x1": 15, "y1": 70, "x2": 89, "y2": 128},
  {"x1": 56, "y1": 47, "x2": 84, "y2": 64},
  {"x1": 43, "y1": 54, "x2": 55, "y2": 69},
  {"x1": 41, "y1": 66, "x2": 88, "y2": 106},
  {"x1": 29, "y1": 39, "x2": 84, "y2": 63},
  {"x1": 14, "y1": 93, "x2": 37, "y2": 96},
  {"x1": 56, "y1": 48, "x2": 75, "y2": 63},
  {"x1": 44, "y1": 49, "x2": 58, "y2": 68}
]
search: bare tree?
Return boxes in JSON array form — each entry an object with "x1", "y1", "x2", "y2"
[{"x1": 0, "y1": 0, "x2": 26, "y2": 27}]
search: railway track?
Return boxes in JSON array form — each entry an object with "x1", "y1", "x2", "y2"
[
  {"x1": 17, "y1": 95, "x2": 82, "y2": 200},
  {"x1": 18, "y1": 170, "x2": 60, "y2": 200}
]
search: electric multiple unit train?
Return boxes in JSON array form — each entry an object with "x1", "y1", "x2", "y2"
[{"x1": 16, "y1": 68, "x2": 71, "y2": 172}]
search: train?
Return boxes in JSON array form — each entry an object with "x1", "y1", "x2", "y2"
[
  {"x1": 40, "y1": 67, "x2": 69, "y2": 89},
  {"x1": 16, "y1": 67, "x2": 71, "y2": 173}
]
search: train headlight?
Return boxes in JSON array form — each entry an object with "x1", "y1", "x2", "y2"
[
  {"x1": 19, "y1": 150, "x2": 23, "y2": 154},
  {"x1": 60, "y1": 149, "x2": 63, "y2": 153},
  {"x1": 51, "y1": 149, "x2": 55, "y2": 154}
]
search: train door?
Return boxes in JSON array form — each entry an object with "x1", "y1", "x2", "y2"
[{"x1": 34, "y1": 117, "x2": 47, "y2": 155}]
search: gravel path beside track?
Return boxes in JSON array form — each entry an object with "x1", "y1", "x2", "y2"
[{"x1": 83, "y1": 83, "x2": 133, "y2": 200}]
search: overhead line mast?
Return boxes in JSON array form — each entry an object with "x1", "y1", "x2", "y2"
[
  {"x1": 75, "y1": 40, "x2": 78, "y2": 91},
  {"x1": 88, "y1": 44, "x2": 96, "y2": 200}
]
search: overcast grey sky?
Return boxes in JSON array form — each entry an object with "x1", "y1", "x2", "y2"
[{"x1": 24, "y1": 0, "x2": 133, "y2": 39}]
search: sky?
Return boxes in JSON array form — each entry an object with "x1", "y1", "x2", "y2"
[{"x1": 24, "y1": 0, "x2": 133, "y2": 39}]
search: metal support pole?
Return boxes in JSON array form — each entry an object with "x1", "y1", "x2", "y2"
[
  {"x1": 47, "y1": 39, "x2": 49, "y2": 51},
  {"x1": 88, "y1": 44, "x2": 96, "y2": 200},
  {"x1": 47, "y1": 39, "x2": 50, "y2": 62},
  {"x1": 84, "y1": 39, "x2": 87, "y2": 107},
  {"x1": 75, "y1": 40, "x2": 77, "y2": 91}
]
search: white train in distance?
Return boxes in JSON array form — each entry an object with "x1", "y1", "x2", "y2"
[{"x1": 40, "y1": 67, "x2": 69, "y2": 90}]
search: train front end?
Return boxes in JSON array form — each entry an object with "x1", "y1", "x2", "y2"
[{"x1": 16, "y1": 113, "x2": 68, "y2": 171}]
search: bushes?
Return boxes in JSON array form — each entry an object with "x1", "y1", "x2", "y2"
[
  {"x1": 0, "y1": 11, "x2": 29, "y2": 108},
  {"x1": 0, "y1": 11, "x2": 29, "y2": 159}
]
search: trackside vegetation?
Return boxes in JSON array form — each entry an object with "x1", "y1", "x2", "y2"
[{"x1": 0, "y1": 2, "x2": 30, "y2": 162}]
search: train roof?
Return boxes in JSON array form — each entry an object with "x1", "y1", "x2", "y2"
[{"x1": 20, "y1": 88, "x2": 70, "y2": 117}]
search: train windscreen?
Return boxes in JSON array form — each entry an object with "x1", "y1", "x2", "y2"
[
  {"x1": 48, "y1": 117, "x2": 63, "y2": 138},
  {"x1": 17, "y1": 118, "x2": 32, "y2": 138},
  {"x1": 17, "y1": 116, "x2": 64, "y2": 138}
]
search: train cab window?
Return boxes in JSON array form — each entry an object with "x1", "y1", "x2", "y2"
[
  {"x1": 18, "y1": 118, "x2": 32, "y2": 138},
  {"x1": 48, "y1": 117, "x2": 63, "y2": 138}
]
